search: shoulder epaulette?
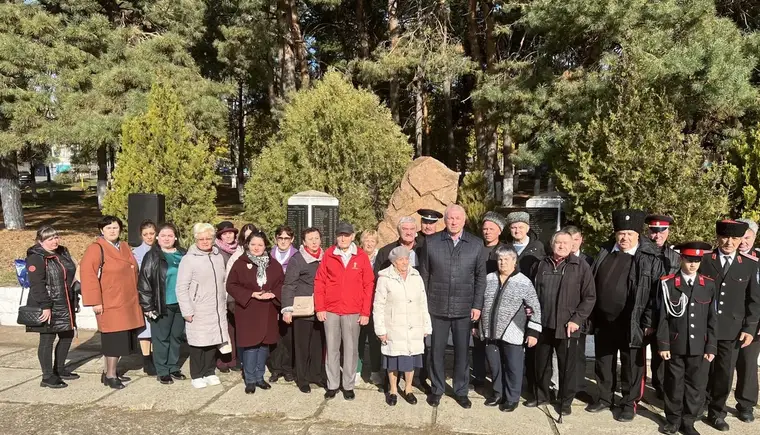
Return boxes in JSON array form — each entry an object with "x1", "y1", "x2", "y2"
[
  {"x1": 740, "y1": 252, "x2": 759, "y2": 262},
  {"x1": 660, "y1": 274, "x2": 676, "y2": 281},
  {"x1": 700, "y1": 274, "x2": 714, "y2": 281}
]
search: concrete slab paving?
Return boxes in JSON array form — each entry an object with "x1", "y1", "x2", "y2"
[
  {"x1": 0, "y1": 346, "x2": 100, "y2": 370},
  {"x1": 319, "y1": 388, "x2": 433, "y2": 427},
  {"x1": 0, "y1": 346, "x2": 25, "y2": 358},
  {"x1": 97, "y1": 374, "x2": 229, "y2": 413},
  {"x1": 434, "y1": 396, "x2": 556, "y2": 435},
  {"x1": 0, "y1": 372, "x2": 114, "y2": 405},
  {"x1": 0, "y1": 368, "x2": 40, "y2": 391},
  {"x1": 203, "y1": 382, "x2": 323, "y2": 420}
]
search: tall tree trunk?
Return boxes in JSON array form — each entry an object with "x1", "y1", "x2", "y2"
[
  {"x1": 466, "y1": 0, "x2": 486, "y2": 166},
  {"x1": 237, "y1": 81, "x2": 246, "y2": 202},
  {"x1": 357, "y1": 0, "x2": 370, "y2": 58},
  {"x1": 481, "y1": 0, "x2": 498, "y2": 200},
  {"x1": 97, "y1": 144, "x2": 108, "y2": 209},
  {"x1": 278, "y1": 0, "x2": 296, "y2": 96},
  {"x1": 501, "y1": 132, "x2": 515, "y2": 206},
  {"x1": 0, "y1": 152, "x2": 25, "y2": 229},
  {"x1": 288, "y1": 0, "x2": 309, "y2": 89},
  {"x1": 482, "y1": 0, "x2": 496, "y2": 72},
  {"x1": 438, "y1": 0, "x2": 455, "y2": 168},
  {"x1": 414, "y1": 69, "x2": 423, "y2": 157},
  {"x1": 388, "y1": 0, "x2": 400, "y2": 123}
]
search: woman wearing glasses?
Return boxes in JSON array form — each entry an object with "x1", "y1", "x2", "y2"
[{"x1": 268, "y1": 225, "x2": 298, "y2": 383}]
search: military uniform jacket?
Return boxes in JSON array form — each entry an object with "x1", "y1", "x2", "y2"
[
  {"x1": 656, "y1": 274, "x2": 717, "y2": 356},
  {"x1": 699, "y1": 252, "x2": 760, "y2": 341}
]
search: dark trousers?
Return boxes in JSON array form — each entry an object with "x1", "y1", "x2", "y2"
[
  {"x1": 293, "y1": 318, "x2": 326, "y2": 388},
  {"x1": 242, "y1": 344, "x2": 270, "y2": 384},
  {"x1": 708, "y1": 339, "x2": 741, "y2": 419},
  {"x1": 534, "y1": 329, "x2": 578, "y2": 407},
  {"x1": 485, "y1": 340, "x2": 524, "y2": 403},
  {"x1": 472, "y1": 336, "x2": 487, "y2": 382},
  {"x1": 431, "y1": 315, "x2": 471, "y2": 397},
  {"x1": 647, "y1": 334, "x2": 665, "y2": 392},
  {"x1": 664, "y1": 355, "x2": 709, "y2": 427},
  {"x1": 216, "y1": 310, "x2": 238, "y2": 369},
  {"x1": 150, "y1": 303, "x2": 185, "y2": 377},
  {"x1": 735, "y1": 337, "x2": 760, "y2": 412},
  {"x1": 268, "y1": 319, "x2": 294, "y2": 377},
  {"x1": 357, "y1": 315, "x2": 382, "y2": 373},
  {"x1": 38, "y1": 330, "x2": 74, "y2": 378},
  {"x1": 594, "y1": 319, "x2": 646, "y2": 411},
  {"x1": 576, "y1": 333, "x2": 588, "y2": 392},
  {"x1": 189, "y1": 345, "x2": 217, "y2": 380}
]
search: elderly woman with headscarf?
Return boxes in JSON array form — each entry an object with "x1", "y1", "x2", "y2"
[
  {"x1": 478, "y1": 245, "x2": 541, "y2": 412},
  {"x1": 175, "y1": 223, "x2": 230, "y2": 389},
  {"x1": 373, "y1": 246, "x2": 431, "y2": 406}
]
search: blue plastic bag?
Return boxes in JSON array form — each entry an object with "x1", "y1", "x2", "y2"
[{"x1": 14, "y1": 259, "x2": 30, "y2": 289}]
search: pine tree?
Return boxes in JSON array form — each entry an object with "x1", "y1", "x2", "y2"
[
  {"x1": 243, "y1": 71, "x2": 413, "y2": 234},
  {"x1": 554, "y1": 84, "x2": 731, "y2": 248},
  {"x1": 103, "y1": 82, "x2": 218, "y2": 241}
]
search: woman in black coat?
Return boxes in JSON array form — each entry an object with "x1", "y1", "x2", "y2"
[
  {"x1": 137, "y1": 223, "x2": 187, "y2": 384},
  {"x1": 25, "y1": 225, "x2": 79, "y2": 388}
]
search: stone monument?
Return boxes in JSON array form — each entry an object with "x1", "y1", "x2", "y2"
[
  {"x1": 287, "y1": 190, "x2": 339, "y2": 247},
  {"x1": 376, "y1": 157, "x2": 459, "y2": 246}
]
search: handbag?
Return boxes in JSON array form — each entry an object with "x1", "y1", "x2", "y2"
[
  {"x1": 17, "y1": 287, "x2": 44, "y2": 327},
  {"x1": 292, "y1": 295, "x2": 315, "y2": 317}
]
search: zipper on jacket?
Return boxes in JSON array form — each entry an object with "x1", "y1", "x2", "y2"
[
  {"x1": 209, "y1": 254, "x2": 224, "y2": 343},
  {"x1": 51, "y1": 256, "x2": 75, "y2": 330}
]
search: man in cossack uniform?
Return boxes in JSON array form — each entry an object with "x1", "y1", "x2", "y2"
[
  {"x1": 646, "y1": 214, "x2": 680, "y2": 400},
  {"x1": 585, "y1": 209, "x2": 665, "y2": 422},
  {"x1": 734, "y1": 218, "x2": 760, "y2": 423},
  {"x1": 699, "y1": 220, "x2": 760, "y2": 432},
  {"x1": 657, "y1": 242, "x2": 717, "y2": 435}
]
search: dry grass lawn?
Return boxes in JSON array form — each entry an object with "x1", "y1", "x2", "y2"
[{"x1": 0, "y1": 183, "x2": 246, "y2": 286}]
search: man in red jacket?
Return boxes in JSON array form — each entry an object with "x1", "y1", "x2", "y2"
[{"x1": 314, "y1": 221, "x2": 375, "y2": 400}]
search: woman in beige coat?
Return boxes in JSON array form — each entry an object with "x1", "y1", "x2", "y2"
[
  {"x1": 176, "y1": 223, "x2": 230, "y2": 389},
  {"x1": 373, "y1": 246, "x2": 432, "y2": 407}
]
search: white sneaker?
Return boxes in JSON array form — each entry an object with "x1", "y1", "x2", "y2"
[
  {"x1": 370, "y1": 372, "x2": 383, "y2": 385},
  {"x1": 204, "y1": 375, "x2": 221, "y2": 386},
  {"x1": 191, "y1": 378, "x2": 207, "y2": 389},
  {"x1": 355, "y1": 372, "x2": 362, "y2": 385}
]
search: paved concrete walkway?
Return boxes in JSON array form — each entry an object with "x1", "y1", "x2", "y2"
[{"x1": 0, "y1": 326, "x2": 756, "y2": 435}]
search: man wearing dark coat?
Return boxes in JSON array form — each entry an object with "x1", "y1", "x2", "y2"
[
  {"x1": 645, "y1": 214, "x2": 680, "y2": 400},
  {"x1": 733, "y1": 218, "x2": 760, "y2": 424},
  {"x1": 418, "y1": 204, "x2": 487, "y2": 409},
  {"x1": 504, "y1": 211, "x2": 545, "y2": 274},
  {"x1": 585, "y1": 209, "x2": 665, "y2": 422},
  {"x1": 699, "y1": 219, "x2": 760, "y2": 431}
]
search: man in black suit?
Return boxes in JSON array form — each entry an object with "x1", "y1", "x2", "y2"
[{"x1": 699, "y1": 219, "x2": 760, "y2": 432}]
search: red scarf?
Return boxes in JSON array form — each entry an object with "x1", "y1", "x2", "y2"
[{"x1": 305, "y1": 247, "x2": 322, "y2": 260}]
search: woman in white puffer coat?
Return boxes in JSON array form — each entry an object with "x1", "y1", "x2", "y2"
[{"x1": 373, "y1": 246, "x2": 432, "y2": 407}]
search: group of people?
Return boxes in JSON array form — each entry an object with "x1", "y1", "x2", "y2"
[{"x1": 20, "y1": 205, "x2": 760, "y2": 435}]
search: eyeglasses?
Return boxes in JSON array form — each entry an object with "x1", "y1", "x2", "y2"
[
  {"x1": 276, "y1": 237, "x2": 292, "y2": 241},
  {"x1": 196, "y1": 237, "x2": 214, "y2": 242}
]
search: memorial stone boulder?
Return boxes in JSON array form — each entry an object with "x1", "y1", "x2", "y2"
[{"x1": 377, "y1": 157, "x2": 459, "y2": 246}]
